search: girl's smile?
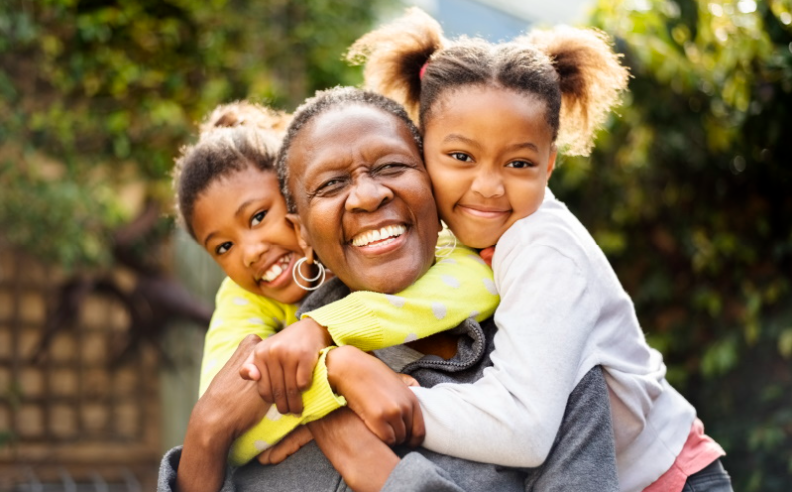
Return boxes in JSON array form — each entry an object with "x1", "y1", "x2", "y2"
[
  {"x1": 423, "y1": 86, "x2": 557, "y2": 249},
  {"x1": 192, "y1": 167, "x2": 308, "y2": 304}
]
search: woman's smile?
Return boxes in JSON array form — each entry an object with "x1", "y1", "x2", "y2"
[{"x1": 286, "y1": 103, "x2": 440, "y2": 294}]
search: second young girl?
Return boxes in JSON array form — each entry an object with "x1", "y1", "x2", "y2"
[{"x1": 345, "y1": 8, "x2": 732, "y2": 492}]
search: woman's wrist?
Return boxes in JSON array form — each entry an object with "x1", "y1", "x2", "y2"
[{"x1": 188, "y1": 397, "x2": 237, "y2": 450}]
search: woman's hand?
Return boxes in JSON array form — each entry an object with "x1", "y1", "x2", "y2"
[
  {"x1": 256, "y1": 425, "x2": 314, "y2": 465},
  {"x1": 326, "y1": 345, "x2": 426, "y2": 447},
  {"x1": 308, "y1": 408, "x2": 400, "y2": 492},
  {"x1": 177, "y1": 334, "x2": 270, "y2": 492},
  {"x1": 239, "y1": 317, "x2": 333, "y2": 415}
]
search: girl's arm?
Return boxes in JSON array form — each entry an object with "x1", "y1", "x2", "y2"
[
  {"x1": 305, "y1": 241, "x2": 499, "y2": 351},
  {"x1": 199, "y1": 278, "x2": 293, "y2": 396},
  {"x1": 240, "y1": 237, "x2": 498, "y2": 415},
  {"x1": 411, "y1": 241, "x2": 600, "y2": 468},
  {"x1": 202, "y1": 278, "x2": 346, "y2": 467}
]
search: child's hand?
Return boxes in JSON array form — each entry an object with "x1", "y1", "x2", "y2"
[
  {"x1": 239, "y1": 317, "x2": 333, "y2": 415},
  {"x1": 326, "y1": 345, "x2": 425, "y2": 447}
]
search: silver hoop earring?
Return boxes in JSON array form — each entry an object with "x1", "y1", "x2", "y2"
[
  {"x1": 292, "y1": 257, "x2": 326, "y2": 291},
  {"x1": 435, "y1": 232, "x2": 457, "y2": 259}
]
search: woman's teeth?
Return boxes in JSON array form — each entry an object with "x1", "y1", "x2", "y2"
[
  {"x1": 260, "y1": 253, "x2": 293, "y2": 283},
  {"x1": 351, "y1": 225, "x2": 406, "y2": 247}
]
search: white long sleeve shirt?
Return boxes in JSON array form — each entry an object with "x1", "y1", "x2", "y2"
[{"x1": 412, "y1": 188, "x2": 695, "y2": 492}]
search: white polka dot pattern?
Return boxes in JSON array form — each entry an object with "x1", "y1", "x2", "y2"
[
  {"x1": 483, "y1": 278, "x2": 498, "y2": 295},
  {"x1": 441, "y1": 275, "x2": 460, "y2": 288},
  {"x1": 265, "y1": 405, "x2": 284, "y2": 421},
  {"x1": 432, "y1": 302, "x2": 447, "y2": 320},
  {"x1": 403, "y1": 333, "x2": 418, "y2": 343},
  {"x1": 386, "y1": 295, "x2": 406, "y2": 308}
]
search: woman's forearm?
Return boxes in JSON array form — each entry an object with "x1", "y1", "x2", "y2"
[
  {"x1": 308, "y1": 408, "x2": 399, "y2": 492},
  {"x1": 176, "y1": 402, "x2": 235, "y2": 492}
]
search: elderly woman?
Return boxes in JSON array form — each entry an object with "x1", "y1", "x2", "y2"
[{"x1": 159, "y1": 88, "x2": 618, "y2": 492}]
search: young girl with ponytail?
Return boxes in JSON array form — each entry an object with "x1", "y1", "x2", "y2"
[{"x1": 347, "y1": 8, "x2": 732, "y2": 492}]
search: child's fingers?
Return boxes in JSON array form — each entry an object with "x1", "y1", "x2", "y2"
[
  {"x1": 255, "y1": 363, "x2": 274, "y2": 404},
  {"x1": 295, "y1": 357, "x2": 313, "y2": 391},
  {"x1": 408, "y1": 399, "x2": 425, "y2": 447},
  {"x1": 371, "y1": 418, "x2": 397, "y2": 446},
  {"x1": 283, "y1": 358, "x2": 304, "y2": 415},
  {"x1": 266, "y1": 360, "x2": 290, "y2": 414},
  {"x1": 397, "y1": 374, "x2": 420, "y2": 387},
  {"x1": 239, "y1": 362, "x2": 261, "y2": 381}
]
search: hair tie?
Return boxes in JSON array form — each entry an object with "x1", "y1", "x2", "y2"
[{"x1": 419, "y1": 62, "x2": 429, "y2": 80}]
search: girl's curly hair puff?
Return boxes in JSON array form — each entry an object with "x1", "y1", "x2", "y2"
[
  {"x1": 348, "y1": 7, "x2": 629, "y2": 156},
  {"x1": 172, "y1": 102, "x2": 290, "y2": 239}
]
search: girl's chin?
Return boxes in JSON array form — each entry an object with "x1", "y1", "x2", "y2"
[{"x1": 262, "y1": 282, "x2": 308, "y2": 305}]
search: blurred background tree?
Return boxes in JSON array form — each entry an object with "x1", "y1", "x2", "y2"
[
  {"x1": 552, "y1": 0, "x2": 792, "y2": 490},
  {"x1": 0, "y1": 0, "x2": 384, "y2": 270},
  {"x1": 1, "y1": 0, "x2": 789, "y2": 488}
]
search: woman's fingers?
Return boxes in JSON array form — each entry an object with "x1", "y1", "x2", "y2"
[{"x1": 257, "y1": 426, "x2": 313, "y2": 465}]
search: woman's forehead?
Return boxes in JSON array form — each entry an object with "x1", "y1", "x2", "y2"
[{"x1": 293, "y1": 105, "x2": 420, "y2": 170}]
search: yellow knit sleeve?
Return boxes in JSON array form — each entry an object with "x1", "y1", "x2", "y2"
[
  {"x1": 227, "y1": 347, "x2": 346, "y2": 467},
  {"x1": 199, "y1": 278, "x2": 298, "y2": 397},
  {"x1": 303, "y1": 236, "x2": 500, "y2": 351}
]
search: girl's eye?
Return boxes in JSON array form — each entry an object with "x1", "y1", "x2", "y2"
[
  {"x1": 449, "y1": 152, "x2": 473, "y2": 163},
  {"x1": 507, "y1": 160, "x2": 535, "y2": 169},
  {"x1": 251, "y1": 211, "x2": 267, "y2": 226},
  {"x1": 216, "y1": 242, "x2": 232, "y2": 255}
]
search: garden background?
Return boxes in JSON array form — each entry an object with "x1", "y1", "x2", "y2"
[{"x1": 1, "y1": 0, "x2": 790, "y2": 490}]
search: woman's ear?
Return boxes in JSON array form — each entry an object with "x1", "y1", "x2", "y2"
[{"x1": 286, "y1": 213, "x2": 316, "y2": 263}]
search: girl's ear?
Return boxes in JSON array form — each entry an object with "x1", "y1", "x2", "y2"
[
  {"x1": 286, "y1": 213, "x2": 316, "y2": 263},
  {"x1": 546, "y1": 144, "x2": 558, "y2": 181}
]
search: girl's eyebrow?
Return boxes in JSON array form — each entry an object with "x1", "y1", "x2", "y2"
[
  {"x1": 442, "y1": 134, "x2": 539, "y2": 153},
  {"x1": 234, "y1": 198, "x2": 255, "y2": 218},
  {"x1": 203, "y1": 231, "x2": 218, "y2": 248},
  {"x1": 442, "y1": 133, "x2": 480, "y2": 147},
  {"x1": 505, "y1": 142, "x2": 539, "y2": 152}
]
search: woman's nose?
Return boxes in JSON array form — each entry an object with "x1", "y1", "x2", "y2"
[
  {"x1": 345, "y1": 175, "x2": 394, "y2": 212},
  {"x1": 470, "y1": 170, "x2": 505, "y2": 198},
  {"x1": 242, "y1": 239, "x2": 269, "y2": 267}
]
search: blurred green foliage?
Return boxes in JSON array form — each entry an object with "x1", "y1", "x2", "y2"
[
  {"x1": 0, "y1": 0, "x2": 385, "y2": 269},
  {"x1": 553, "y1": 0, "x2": 792, "y2": 489}
]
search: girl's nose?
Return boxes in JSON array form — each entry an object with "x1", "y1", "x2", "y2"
[
  {"x1": 470, "y1": 170, "x2": 505, "y2": 198},
  {"x1": 345, "y1": 175, "x2": 394, "y2": 212},
  {"x1": 242, "y1": 239, "x2": 269, "y2": 267}
]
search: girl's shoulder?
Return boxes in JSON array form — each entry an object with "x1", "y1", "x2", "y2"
[
  {"x1": 495, "y1": 201, "x2": 597, "y2": 271},
  {"x1": 215, "y1": 277, "x2": 297, "y2": 314}
]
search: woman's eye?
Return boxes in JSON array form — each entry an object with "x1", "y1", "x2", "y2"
[
  {"x1": 449, "y1": 152, "x2": 473, "y2": 162},
  {"x1": 507, "y1": 160, "x2": 535, "y2": 169},
  {"x1": 374, "y1": 163, "x2": 406, "y2": 175},
  {"x1": 316, "y1": 178, "x2": 345, "y2": 194},
  {"x1": 251, "y1": 211, "x2": 267, "y2": 226},
  {"x1": 216, "y1": 242, "x2": 232, "y2": 255}
]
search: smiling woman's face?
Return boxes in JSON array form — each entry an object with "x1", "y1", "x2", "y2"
[{"x1": 286, "y1": 104, "x2": 440, "y2": 294}]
